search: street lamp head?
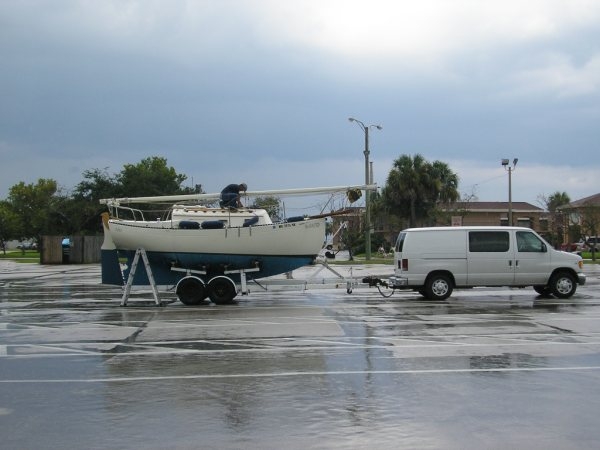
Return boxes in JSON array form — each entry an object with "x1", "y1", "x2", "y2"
[
  {"x1": 349, "y1": 117, "x2": 367, "y2": 131},
  {"x1": 501, "y1": 158, "x2": 509, "y2": 166},
  {"x1": 374, "y1": 125, "x2": 382, "y2": 130},
  {"x1": 513, "y1": 158, "x2": 518, "y2": 167}
]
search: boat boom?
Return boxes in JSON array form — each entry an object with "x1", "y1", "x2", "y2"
[{"x1": 100, "y1": 183, "x2": 377, "y2": 206}]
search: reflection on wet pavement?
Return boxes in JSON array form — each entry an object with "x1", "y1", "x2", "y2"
[{"x1": 1, "y1": 262, "x2": 600, "y2": 449}]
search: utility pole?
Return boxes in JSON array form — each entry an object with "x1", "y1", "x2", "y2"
[{"x1": 349, "y1": 118, "x2": 382, "y2": 260}]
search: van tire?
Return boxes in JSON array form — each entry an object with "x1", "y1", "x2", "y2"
[
  {"x1": 549, "y1": 272, "x2": 577, "y2": 298},
  {"x1": 424, "y1": 274, "x2": 453, "y2": 300},
  {"x1": 533, "y1": 285, "x2": 551, "y2": 297}
]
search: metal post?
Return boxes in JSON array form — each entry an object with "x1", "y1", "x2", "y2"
[
  {"x1": 364, "y1": 127, "x2": 371, "y2": 260},
  {"x1": 349, "y1": 118, "x2": 382, "y2": 261},
  {"x1": 508, "y1": 166, "x2": 512, "y2": 226},
  {"x1": 501, "y1": 158, "x2": 518, "y2": 226}
]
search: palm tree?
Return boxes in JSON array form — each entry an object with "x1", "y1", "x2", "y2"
[
  {"x1": 547, "y1": 192, "x2": 570, "y2": 212},
  {"x1": 430, "y1": 160, "x2": 460, "y2": 205},
  {"x1": 541, "y1": 191, "x2": 571, "y2": 248},
  {"x1": 382, "y1": 154, "x2": 459, "y2": 227},
  {"x1": 384, "y1": 154, "x2": 426, "y2": 226}
]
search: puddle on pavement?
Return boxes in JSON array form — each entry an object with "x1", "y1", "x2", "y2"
[{"x1": 3, "y1": 264, "x2": 600, "y2": 448}]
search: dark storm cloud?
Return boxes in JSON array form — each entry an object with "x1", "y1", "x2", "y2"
[{"x1": 1, "y1": 0, "x2": 599, "y2": 202}]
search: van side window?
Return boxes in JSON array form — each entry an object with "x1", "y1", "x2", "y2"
[
  {"x1": 516, "y1": 231, "x2": 545, "y2": 252},
  {"x1": 469, "y1": 231, "x2": 510, "y2": 252}
]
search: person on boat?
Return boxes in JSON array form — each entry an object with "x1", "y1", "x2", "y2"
[{"x1": 220, "y1": 183, "x2": 247, "y2": 208}]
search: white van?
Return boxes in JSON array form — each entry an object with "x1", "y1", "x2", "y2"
[{"x1": 388, "y1": 226, "x2": 586, "y2": 300}]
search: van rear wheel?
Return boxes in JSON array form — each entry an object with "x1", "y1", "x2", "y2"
[
  {"x1": 549, "y1": 272, "x2": 577, "y2": 298},
  {"x1": 424, "y1": 274, "x2": 453, "y2": 300}
]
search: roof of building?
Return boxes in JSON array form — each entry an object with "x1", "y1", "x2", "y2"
[
  {"x1": 561, "y1": 193, "x2": 600, "y2": 209},
  {"x1": 446, "y1": 201, "x2": 543, "y2": 212}
]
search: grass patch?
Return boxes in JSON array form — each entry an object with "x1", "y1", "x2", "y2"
[
  {"x1": 328, "y1": 255, "x2": 394, "y2": 265},
  {"x1": 581, "y1": 252, "x2": 600, "y2": 263},
  {"x1": 0, "y1": 250, "x2": 40, "y2": 263}
]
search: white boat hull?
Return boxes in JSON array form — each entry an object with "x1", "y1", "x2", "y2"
[
  {"x1": 109, "y1": 218, "x2": 324, "y2": 255},
  {"x1": 102, "y1": 217, "x2": 326, "y2": 285}
]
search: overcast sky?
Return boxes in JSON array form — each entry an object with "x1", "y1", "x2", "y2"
[{"x1": 1, "y1": 0, "x2": 599, "y2": 213}]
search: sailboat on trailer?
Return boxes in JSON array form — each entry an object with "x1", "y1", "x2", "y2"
[{"x1": 100, "y1": 184, "x2": 375, "y2": 305}]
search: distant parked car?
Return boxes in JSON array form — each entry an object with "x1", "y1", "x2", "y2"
[
  {"x1": 17, "y1": 241, "x2": 38, "y2": 250},
  {"x1": 560, "y1": 242, "x2": 584, "y2": 253},
  {"x1": 586, "y1": 236, "x2": 599, "y2": 252}
]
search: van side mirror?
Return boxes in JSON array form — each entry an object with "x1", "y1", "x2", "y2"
[{"x1": 541, "y1": 243, "x2": 547, "y2": 253}]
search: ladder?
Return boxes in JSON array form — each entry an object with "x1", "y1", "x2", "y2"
[{"x1": 121, "y1": 248, "x2": 162, "y2": 306}]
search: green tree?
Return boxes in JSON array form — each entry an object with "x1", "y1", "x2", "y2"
[
  {"x1": 70, "y1": 158, "x2": 196, "y2": 233},
  {"x1": 371, "y1": 189, "x2": 404, "y2": 246},
  {"x1": 539, "y1": 191, "x2": 571, "y2": 248},
  {"x1": 252, "y1": 196, "x2": 282, "y2": 221},
  {"x1": 430, "y1": 160, "x2": 460, "y2": 204},
  {"x1": 2, "y1": 158, "x2": 197, "y2": 240},
  {"x1": 117, "y1": 156, "x2": 193, "y2": 198},
  {"x1": 339, "y1": 222, "x2": 363, "y2": 261},
  {"x1": 580, "y1": 202, "x2": 600, "y2": 261},
  {"x1": 73, "y1": 168, "x2": 121, "y2": 202},
  {"x1": 547, "y1": 192, "x2": 571, "y2": 212},
  {"x1": 382, "y1": 154, "x2": 459, "y2": 227},
  {"x1": 0, "y1": 201, "x2": 20, "y2": 254},
  {"x1": 71, "y1": 168, "x2": 121, "y2": 234},
  {"x1": 7, "y1": 179, "x2": 59, "y2": 242}
]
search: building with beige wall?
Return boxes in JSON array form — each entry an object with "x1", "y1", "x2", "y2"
[
  {"x1": 444, "y1": 201, "x2": 547, "y2": 231},
  {"x1": 330, "y1": 200, "x2": 561, "y2": 251}
]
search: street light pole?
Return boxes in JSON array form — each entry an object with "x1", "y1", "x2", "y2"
[
  {"x1": 501, "y1": 158, "x2": 518, "y2": 226},
  {"x1": 349, "y1": 118, "x2": 382, "y2": 260}
]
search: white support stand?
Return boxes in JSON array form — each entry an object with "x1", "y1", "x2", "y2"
[
  {"x1": 307, "y1": 259, "x2": 357, "y2": 293},
  {"x1": 307, "y1": 259, "x2": 346, "y2": 281},
  {"x1": 224, "y1": 267, "x2": 261, "y2": 295},
  {"x1": 121, "y1": 248, "x2": 162, "y2": 306},
  {"x1": 171, "y1": 267, "x2": 207, "y2": 276}
]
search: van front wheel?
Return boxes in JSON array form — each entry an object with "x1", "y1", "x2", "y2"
[
  {"x1": 533, "y1": 285, "x2": 551, "y2": 297},
  {"x1": 424, "y1": 274, "x2": 453, "y2": 300},
  {"x1": 549, "y1": 272, "x2": 577, "y2": 298}
]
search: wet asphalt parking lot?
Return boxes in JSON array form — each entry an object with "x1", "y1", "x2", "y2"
[{"x1": 1, "y1": 260, "x2": 600, "y2": 450}]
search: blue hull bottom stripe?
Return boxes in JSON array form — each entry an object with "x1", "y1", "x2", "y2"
[
  {"x1": 101, "y1": 249, "x2": 316, "y2": 286},
  {"x1": 101, "y1": 249, "x2": 125, "y2": 285}
]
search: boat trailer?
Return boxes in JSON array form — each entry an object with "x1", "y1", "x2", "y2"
[{"x1": 119, "y1": 248, "x2": 366, "y2": 306}]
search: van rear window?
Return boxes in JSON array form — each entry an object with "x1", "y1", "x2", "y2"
[
  {"x1": 396, "y1": 232, "x2": 406, "y2": 252},
  {"x1": 469, "y1": 231, "x2": 510, "y2": 252}
]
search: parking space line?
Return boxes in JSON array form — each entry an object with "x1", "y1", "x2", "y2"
[{"x1": 2, "y1": 365, "x2": 600, "y2": 383}]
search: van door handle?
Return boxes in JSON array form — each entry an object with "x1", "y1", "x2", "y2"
[{"x1": 509, "y1": 260, "x2": 512, "y2": 267}]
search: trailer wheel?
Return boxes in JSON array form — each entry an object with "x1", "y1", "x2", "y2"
[
  {"x1": 549, "y1": 272, "x2": 577, "y2": 299},
  {"x1": 176, "y1": 276, "x2": 206, "y2": 305},
  {"x1": 424, "y1": 273, "x2": 453, "y2": 300},
  {"x1": 208, "y1": 276, "x2": 238, "y2": 304}
]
